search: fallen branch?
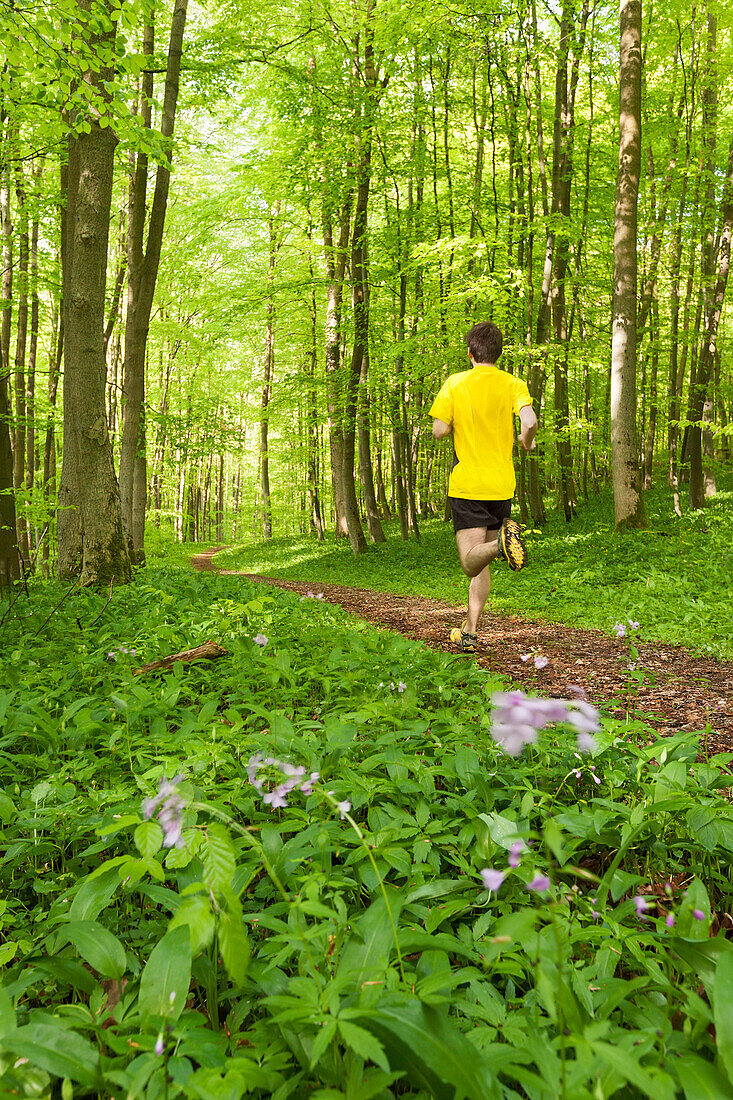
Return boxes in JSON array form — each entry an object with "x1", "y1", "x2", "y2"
[{"x1": 134, "y1": 639, "x2": 228, "y2": 674}]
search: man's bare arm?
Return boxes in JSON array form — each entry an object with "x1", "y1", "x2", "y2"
[
  {"x1": 518, "y1": 405, "x2": 537, "y2": 451},
  {"x1": 432, "y1": 418, "x2": 452, "y2": 440}
]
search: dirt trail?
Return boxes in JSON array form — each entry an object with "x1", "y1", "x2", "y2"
[{"x1": 192, "y1": 547, "x2": 733, "y2": 753}]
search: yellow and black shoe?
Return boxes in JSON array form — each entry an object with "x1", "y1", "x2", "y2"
[
  {"x1": 449, "y1": 625, "x2": 478, "y2": 654},
  {"x1": 497, "y1": 518, "x2": 527, "y2": 572}
]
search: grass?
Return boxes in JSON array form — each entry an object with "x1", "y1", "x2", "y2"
[{"x1": 200, "y1": 474, "x2": 733, "y2": 660}]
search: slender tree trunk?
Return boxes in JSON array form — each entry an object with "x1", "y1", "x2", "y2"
[
  {"x1": 306, "y1": 231, "x2": 324, "y2": 540},
  {"x1": 25, "y1": 191, "x2": 39, "y2": 564},
  {"x1": 12, "y1": 164, "x2": 28, "y2": 557},
  {"x1": 688, "y1": 133, "x2": 733, "y2": 507},
  {"x1": 610, "y1": 0, "x2": 645, "y2": 528},
  {"x1": 260, "y1": 212, "x2": 279, "y2": 540},
  {"x1": 120, "y1": 0, "x2": 188, "y2": 563}
]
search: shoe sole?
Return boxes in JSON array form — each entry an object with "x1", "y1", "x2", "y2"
[{"x1": 498, "y1": 520, "x2": 527, "y2": 571}]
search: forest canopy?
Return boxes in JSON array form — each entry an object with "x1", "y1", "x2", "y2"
[{"x1": 0, "y1": 0, "x2": 731, "y2": 580}]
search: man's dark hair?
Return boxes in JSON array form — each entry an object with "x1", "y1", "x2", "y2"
[{"x1": 466, "y1": 322, "x2": 503, "y2": 364}]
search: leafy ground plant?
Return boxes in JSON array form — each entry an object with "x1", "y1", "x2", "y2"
[
  {"x1": 0, "y1": 567, "x2": 732, "y2": 1097},
  {"x1": 212, "y1": 476, "x2": 733, "y2": 659}
]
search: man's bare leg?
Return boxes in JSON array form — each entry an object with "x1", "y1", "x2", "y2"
[{"x1": 455, "y1": 527, "x2": 500, "y2": 635}]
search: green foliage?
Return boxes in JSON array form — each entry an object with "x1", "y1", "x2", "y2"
[
  {"x1": 1, "y1": 566, "x2": 733, "y2": 1096},
  {"x1": 216, "y1": 478, "x2": 733, "y2": 658}
]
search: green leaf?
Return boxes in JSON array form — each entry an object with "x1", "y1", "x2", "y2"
[
  {"x1": 69, "y1": 862, "x2": 124, "y2": 921},
  {"x1": 134, "y1": 820, "x2": 163, "y2": 858},
  {"x1": 59, "y1": 921, "x2": 126, "y2": 979},
  {"x1": 218, "y1": 904, "x2": 251, "y2": 986},
  {"x1": 714, "y1": 952, "x2": 733, "y2": 1085},
  {"x1": 354, "y1": 995, "x2": 497, "y2": 1100},
  {"x1": 169, "y1": 894, "x2": 216, "y2": 955},
  {"x1": 309, "y1": 1018, "x2": 338, "y2": 1068},
  {"x1": 337, "y1": 891, "x2": 403, "y2": 991},
  {"x1": 138, "y1": 925, "x2": 191, "y2": 1021},
  {"x1": 1, "y1": 1023, "x2": 100, "y2": 1088},
  {"x1": 203, "y1": 823, "x2": 236, "y2": 892},
  {"x1": 592, "y1": 1041, "x2": 676, "y2": 1100},
  {"x1": 338, "y1": 1020, "x2": 389, "y2": 1072},
  {"x1": 675, "y1": 1054, "x2": 733, "y2": 1100},
  {"x1": 0, "y1": 986, "x2": 16, "y2": 1040}
]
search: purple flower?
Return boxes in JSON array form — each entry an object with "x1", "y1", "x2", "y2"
[
  {"x1": 613, "y1": 622, "x2": 627, "y2": 638},
  {"x1": 634, "y1": 895, "x2": 648, "y2": 920},
  {"x1": 527, "y1": 875, "x2": 551, "y2": 893},
  {"x1": 299, "y1": 771, "x2": 320, "y2": 795},
  {"x1": 263, "y1": 785, "x2": 290, "y2": 809},
  {"x1": 692, "y1": 909, "x2": 705, "y2": 921},
  {"x1": 576, "y1": 733, "x2": 598, "y2": 754},
  {"x1": 142, "y1": 775, "x2": 186, "y2": 848},
  {"x1": 253, "y1": 633, "x2": 268, "y2": 646},
  {"x1": 628, "y1": 620, "x2": 640, "y2": 630},
  {"x1": 520, "y1": 653, "x2": 531, "y2": 663},
  {"x1": 481, "y1": 868, "x2": 506, "y2": 892},
  {"x1": 336, "y1": 800, "x2": 351, "y2": 819},
  {"x1": 155, "y1": 1035, "x2": 165, "y2": 1057},
  {"x1": 534, "y1": 655, "x2": 548, "y2": 670},
  {"x1": 568, "y1": 700, "x2": 601, "y2": 736},
  {"x1": 508, "y1": 841, "x2": 524, "y2": 868},
  {"x1": 665, "y1": 913, "x2": 675, "y2": 928},
  {"x1": 397, "y1": 681, "x2": 407, "y2": 693},
  {"x1": 590, "y1": 896, "x2": 600, "y2": 919}
]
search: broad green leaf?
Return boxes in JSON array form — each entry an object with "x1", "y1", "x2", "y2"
[
  {"x1": 169, "y1": 895, "x2": 216, "y2": 955},
  {"x1": 0, "y1": 986, "x2": 16, "y2": 1040},
  {"x1": 675, "y1": 1054, "x2": 733, "y2": 1100},
  {"x1": 69, "y1": 862, "x2": 124, "y2": 921},
  {"x1": 337, "y1": 891, "x2": 403, "y2": 991},
  {"x1": 218, "y1": 906, "x2": 251, "y2": 986},
  {"x1": 59, "y1": 921, "x2": 126, "y2": 979},
  {"x1": 2, "y1": 1023, "x2": 100, "y2": 1088},
  {"x1": 592, "y1": 1041, "x2": 676, "y2": 1100},
  {"x1": 203, "y1": 823, "x2": 236, "y2": 892},
  {"x1": 714, "y1": 953, "x2": 733, "y2": 1084},
  {"x1": 134, "y1": 820, "x2": 163, "y2": 858},
  {"x1": 355, "y1": 995, "x2": 497, "y2": 1100},
  {"x1": 138, "y1": 925, "x2": 191, "y2": 1021}
]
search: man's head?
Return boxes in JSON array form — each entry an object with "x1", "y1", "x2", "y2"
[{"x1": 467, "y1": 321, "x2": 503, "y2": 365}]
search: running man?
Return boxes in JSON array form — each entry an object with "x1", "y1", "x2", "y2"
[{"x1": 429, "y1": 321, "x2": 537, "y2": 654}]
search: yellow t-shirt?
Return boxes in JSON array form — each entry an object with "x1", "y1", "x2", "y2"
[{"x1": 429, "y1": 364, "x2": 532, "y2": 500}]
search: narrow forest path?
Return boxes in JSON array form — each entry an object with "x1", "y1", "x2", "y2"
[{"x1": 192, "y1": 547, "x2": 733, "y2": 754}]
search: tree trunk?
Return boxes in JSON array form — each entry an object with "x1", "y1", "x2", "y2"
[
  {"x1": 688, "y1": 133, "x2": 733, "y2": 507},
  {"x1": 57, "y1": 0, "x2": 131, "y2": 585},
  {"x1": 260, "y1": 211, "x2": 279, "y2": 540},
  {"x1": 119, "y1": 0, "x2": 188, "y2": 563},
  {"x1": 610, "y1": 0, "x2": 645, "y2": 528},
  {"x1": 13, "y1": 164, "x2": 28, "y2": 558}
]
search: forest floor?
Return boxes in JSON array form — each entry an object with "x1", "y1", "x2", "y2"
[{"x1": 192, "y1": 546, "x2": 733, "y2": 756}]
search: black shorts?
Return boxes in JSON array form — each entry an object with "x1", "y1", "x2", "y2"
[{"x1": 448, "y1": 497, "x2": 511, "y2": 534}]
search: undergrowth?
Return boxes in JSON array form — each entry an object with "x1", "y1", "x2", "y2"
[
  {"x1": 1, "y1": 567, "x2": 732, "y2": 1097},
  {"x1": 210, "y1": 477, "x2": 733, "y2": 659}
]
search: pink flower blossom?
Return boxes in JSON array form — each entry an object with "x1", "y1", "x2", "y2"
[
  {"x1": 527, "y1": 875, "x2": 551, "y2": 893},
  {"x1": 692, "y1": 909, "x2": 705, "y2": 921},
  {"x1": 253, "y1": 633, "x2": 268, "y2": 646},
  {"x1": 481, "y1": 868, "x2": 506, "y2": 891}
]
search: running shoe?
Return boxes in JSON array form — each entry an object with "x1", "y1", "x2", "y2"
[
  {"x1": 449, "y1": 625, "x2": 477, "y2": 654},
  {"x1": 497, "y1": 518, "x2": 527, "y2": 571}
]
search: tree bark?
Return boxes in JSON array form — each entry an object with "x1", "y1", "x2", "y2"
[
  {"x1": 119, "y1": 0, "x2": 188, "y2": 563},
  {"x1": 57, "y1": 0, "x2": 131, "y2": 585},
  {"x1": 610, "y1": 0, "x2": 645, "y2": 528}
]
